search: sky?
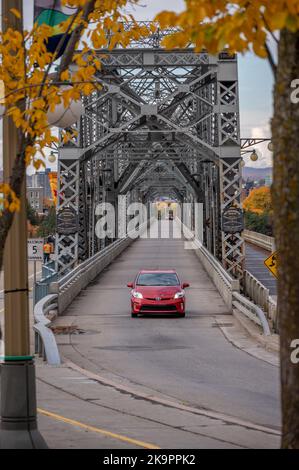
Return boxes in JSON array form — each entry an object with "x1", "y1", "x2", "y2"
[{"x1": 0, "y1": 0, "x2": 274, "y2": 170}]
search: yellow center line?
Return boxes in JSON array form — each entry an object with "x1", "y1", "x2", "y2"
[{"x1": 38, "y1": 408, "x2": 160, "y2": 449}]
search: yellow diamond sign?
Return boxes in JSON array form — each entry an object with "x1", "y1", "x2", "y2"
[{"x1": 264, "y1": 251, "x2": 278, "y2": 279}]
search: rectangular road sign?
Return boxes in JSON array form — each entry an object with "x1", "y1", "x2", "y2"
[
  {"x1": 264, "y1": 251, "x2": 278, "y2": 279},
  {"x1": 28, "y1": 238, "x2": 44, "y2": 261}
]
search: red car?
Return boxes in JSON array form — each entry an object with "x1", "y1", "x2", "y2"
[{"x1": 127, "y1": 270, "x2": 190, "y2": 318}]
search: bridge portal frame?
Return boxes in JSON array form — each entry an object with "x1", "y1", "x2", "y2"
[{"x1": 56, "y1": 32, "x2": 244, "y2": 278}]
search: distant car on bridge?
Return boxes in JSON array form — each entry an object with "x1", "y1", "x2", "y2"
[{"x1": 127, "y1": 270, "x2": 189, "y2": 318}]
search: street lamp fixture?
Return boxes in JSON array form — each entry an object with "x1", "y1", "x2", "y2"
[
  {"x1": 48, "y1": 151, "x2": 57, "y2": 164},
  {"x1": 46, "y1": 86, "x2": 84, "y2": 128},
  {"x1": 267, "y1": 141, "x2": 274, "y2": 152},
  {"x1": 250, "y1": 149, "x2": 259, "y2": 162}
]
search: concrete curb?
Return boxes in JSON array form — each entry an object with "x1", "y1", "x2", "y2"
[
  {"x1": 62, "y1": 359, "x2": 281, "y2": 436},
  {"x1": 233, "y1": 308, "x2": 280, "y2": 354}
]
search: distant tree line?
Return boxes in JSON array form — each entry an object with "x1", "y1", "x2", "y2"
[{"x1": 26, "y1": 201, "x2": 56, "y2": 238}]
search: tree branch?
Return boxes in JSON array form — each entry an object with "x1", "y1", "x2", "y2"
[
  {"x1": 55, "y1": 0, "x2": 97, "y2": 80},
  {"x1": 265, "y1": 41, "x2": 277, "y2": 78}
]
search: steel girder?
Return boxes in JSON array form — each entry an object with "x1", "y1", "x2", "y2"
[{"x1": 56, "y1": 25, "x2": 244, "y2": 278}]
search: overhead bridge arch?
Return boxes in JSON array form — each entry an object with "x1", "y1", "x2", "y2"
[{"x1": 56, "y1": 23, "x2": 244, "y2": 279}]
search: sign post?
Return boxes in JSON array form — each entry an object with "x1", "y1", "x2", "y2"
[{"x1": 27, "y1": 238, "x2": 44, "y2": 306}]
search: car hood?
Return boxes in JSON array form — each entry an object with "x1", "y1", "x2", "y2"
[{"x1": 135, "y1": 286, "x2": 181, "y2": 297}]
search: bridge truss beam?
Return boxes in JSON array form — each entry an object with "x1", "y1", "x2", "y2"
[{"x1": 56, "y1": 30, "x2": 244, "y2": 278}]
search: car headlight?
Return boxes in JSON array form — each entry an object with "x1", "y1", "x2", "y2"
[
  {"x1": 132, "y1": 290, "x2": 143, "y2": 299},
  {"x1": 174, "y1": 291, "x2": 185, "y2": 299}
]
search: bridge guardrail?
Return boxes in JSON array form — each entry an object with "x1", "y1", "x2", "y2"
[
  {"x1": 178, "y1": 220, "x2": 271, "y2": 335},
  {"x1": 177, "y1": 220, "x2": 239, "y2": 309},
  {"x1": 232, "y1": 292, "x2": 271, "y2": 336},
  {"x1": 244, "y1": 269, "x2": 269, "y2": 312},
  {"x1": 53, "y1": 218, "x2": 153, "y2": 315},
  {"x1": 244, "y1": 270, "x2": 278, "y2": 332},
  {"x1": 243, "y1": 229, "x2": 275, "y2": 252},
  {"x1": 33, "y1": 294, "x2": 61, "y2": 365}
]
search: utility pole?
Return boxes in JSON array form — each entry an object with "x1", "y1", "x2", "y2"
[{"x1": 0, "y1": 0, "x2": 47, "y2": 449}]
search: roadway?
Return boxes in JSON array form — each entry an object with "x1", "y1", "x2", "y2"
[
  {"x1": 36, "y1": 220, "x2": 280, "y2": 448},
  {"x1": 245, "y1": 243, "x2": 277, "y2": 296}
]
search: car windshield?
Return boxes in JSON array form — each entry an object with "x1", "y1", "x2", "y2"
[{"x1": 137, "y1": 273, "x2": 180, "y2": 286}]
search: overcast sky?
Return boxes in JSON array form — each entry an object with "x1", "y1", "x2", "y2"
[{"x1": 0, "y1": 0, "x2": 274, "y2": 170}]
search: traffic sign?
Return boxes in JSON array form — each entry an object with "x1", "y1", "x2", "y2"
[
  {"x1": 28, "y1": 238, "x2": 44, "y2": 261},
  {"x1": 264, "y1": 251, "x2": 278, "y2": 278}
]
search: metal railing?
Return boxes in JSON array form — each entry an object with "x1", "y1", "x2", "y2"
[
  {"x1": 33, "y1": 294, "x2": 61, "y2": 365},
  {"x1": 243, "y1": 229, "x2": 275, "y2": 252},
  {"x1": 34, "y1": 260, "x2": 58, "y2": 305},
  {"x1": 244, "y1": 270, "x2": 269, "y2": 312},
  {"x1": 232, "y1": 291, "x2": 271, "y2": 336},
  {"x1": 243, "y1": 270, "x2": 278, "y2": 332}
]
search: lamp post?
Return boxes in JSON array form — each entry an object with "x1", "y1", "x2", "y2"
[{"x1": 0, "y1": 1, "x2": 47, "y2": 449}]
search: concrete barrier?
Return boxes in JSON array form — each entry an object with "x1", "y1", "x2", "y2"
[
  {"x1": 55, "y1": 219, "x2": 153, "y2": 315},
  {"x1": 243, "y1": 229, "x2": 275, "y2": 252},
  {"x1": 243, "y1": 269, "x2": 278, "y2": 333},
  {"x1": 179, "y1": 220, "x2": 271, "y2": 335},
  {"x1": 177, "y1": 220, "x2": 239, "y2": 310}
]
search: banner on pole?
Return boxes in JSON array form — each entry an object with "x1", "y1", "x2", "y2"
[
  {"x1": 48, "y1": 171, "x2": 58, "y2": 205},
  {"x1": 34, "y1": 1, "x2": 77, "y2": 58}
]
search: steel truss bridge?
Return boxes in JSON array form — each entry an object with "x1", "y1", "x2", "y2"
[{"x1": 56, "y1": 23, "x2": 244, "y2": 279}]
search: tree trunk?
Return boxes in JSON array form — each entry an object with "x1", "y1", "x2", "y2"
[{"x1": 272, "y1": 29, "x2": 299, "y2": 448}]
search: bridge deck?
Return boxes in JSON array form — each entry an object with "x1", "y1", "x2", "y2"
[
  {"x1": 41, "y1": 221, "x2": 281, "y2": 448},
  {"x1": 245, "y1": 243, "x2": 277, "y2": 296}
]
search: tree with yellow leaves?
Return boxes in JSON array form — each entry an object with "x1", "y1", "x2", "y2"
[
  {"x1": 156, "y1": 0, "x2": 299, "y2": 448},
  {"x1": 0, "y1": 0, "x2": 150, "y2": 268},
  {"x1": 243, "y1": 186, "x2": 272, "y2": 214}
]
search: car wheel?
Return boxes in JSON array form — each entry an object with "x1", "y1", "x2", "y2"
[
  {"x1": 179, "y1": 312, "x2": 185, "y2": 318},
  {"x1": 131, "y1": 312, "x2": 138, "y2": 318}
]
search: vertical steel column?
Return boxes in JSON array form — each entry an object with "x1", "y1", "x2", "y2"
[
  {"x1": 216, "y1": 55, "x2": 244, "y2": 278},
  {"x1": 56, "y1": 148, "x2": 80, "y2": 274}
]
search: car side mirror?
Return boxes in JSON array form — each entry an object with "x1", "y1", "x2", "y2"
[
  {"x1": 127, "y1": 282, "x2": 134, "y2": 288},
  {"x1": 182, "y1": 283, "x2": 190, "y2": 288}
]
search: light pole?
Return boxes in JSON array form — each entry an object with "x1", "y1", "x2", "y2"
[{"x1": 0, "y1": 1, "x2": 47, "y2": 449}]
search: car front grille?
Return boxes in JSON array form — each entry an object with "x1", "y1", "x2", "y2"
[
  {"x1": 145, "y1": 297, "x2": 172, "y2": 301},
  {"x1": 140, "y1": 305, "x2": 178, "y2": 312}
]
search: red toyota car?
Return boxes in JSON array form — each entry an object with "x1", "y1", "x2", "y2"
[{"x1": 127, "y1": 270, "x2": 190, "y2": 318}]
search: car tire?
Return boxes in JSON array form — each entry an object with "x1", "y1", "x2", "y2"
[
  {"x1": 131, "y1": 312, "x2": 138, "y2": 318},
  {"x1": 179, "y1": 312, "x2": 185, "y2": 318}
]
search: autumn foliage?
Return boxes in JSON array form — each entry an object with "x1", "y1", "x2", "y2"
[
  {"x1": 243, "y1": 186, "x2": 272, "y2": 215},
  {"x1": 0, "y1": 0, "x2": 150, "y2": 212},
  {"x1": 156, "y1": 1, "x2": 299, "y2": 58}
]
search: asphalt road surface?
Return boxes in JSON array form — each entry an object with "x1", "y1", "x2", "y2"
[
  {"x1": 245, "y1": 243, "x2": 277, "y2": 296},
  {"x1": 48, "y1": 220, "x2": 281, "y2": 448}
]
